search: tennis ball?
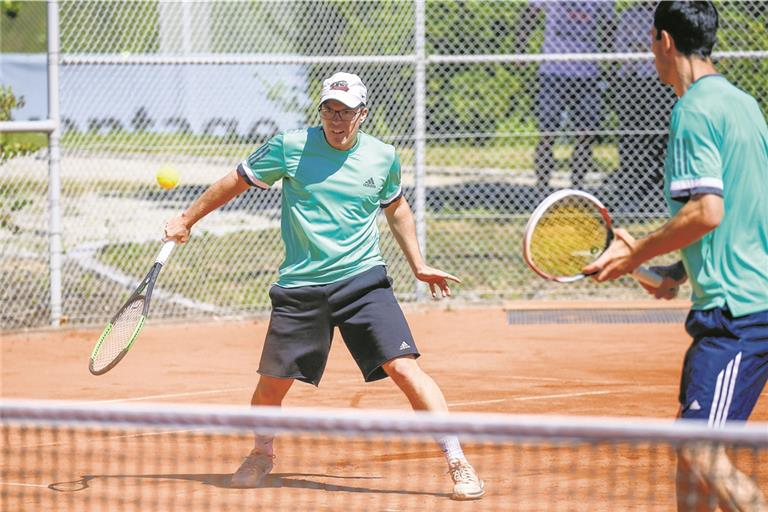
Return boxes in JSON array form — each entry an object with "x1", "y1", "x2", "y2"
[{"x1": 156, "y1": 165, "x2": 180, "y2": 190}]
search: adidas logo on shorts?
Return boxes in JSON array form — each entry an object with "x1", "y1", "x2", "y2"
[
  {"x1": 363, "y1": 177, "x2": 376, "y2": 188},
  {"x1": 399, "y1": 341, "x2": 411, "y2": 350}
]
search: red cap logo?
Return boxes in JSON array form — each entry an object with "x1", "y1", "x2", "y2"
[{"x1": 330, "y1": 81, "x2": 349, "y2": 91}]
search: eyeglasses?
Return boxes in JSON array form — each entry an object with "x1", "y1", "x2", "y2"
[{"x1": 318, "y1": 105, "x2": 362, "y2": 121}]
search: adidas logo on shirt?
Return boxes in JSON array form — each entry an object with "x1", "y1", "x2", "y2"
[
  {"x1": 399, "y1": 341, "x2": 411, "y2": 350},
  {"x1": 363, "y1": 177, "x2": 376, "y2": 188}
]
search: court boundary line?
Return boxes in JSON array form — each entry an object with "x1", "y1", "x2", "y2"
[
  {"x1": 448, "y1": 390, "x2": 618, "y2": 407},
  {"x1": 0, "y1": 482, "x2": 51, "y2": 489},
  {"x1": 89, "y1": 387, "x2": 251, "y2": 404}
]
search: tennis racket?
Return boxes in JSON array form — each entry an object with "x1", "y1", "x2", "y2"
[
  {"x1": 522, "y1": 189, "x2": 663, "y2": 287},
  {"x1": 89, "y1": 241, "x2": 176, "y2": 375}
]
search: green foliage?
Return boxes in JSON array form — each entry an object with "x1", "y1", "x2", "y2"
[
  {"x1": 0, "y1": 86, "x2": 44, "y2": 162},
  {"x1": 59, "y1": 2, "x2": 159, "y2": 53},
  {"x1": 0, "y1": 86, "x2": 44, "y2": 238},
  {"x1": 0, "y1": 84, "x2": 24, "y2": 120},
  {"x1": 425, "y1": 2, "x2": 530, "y2": 141},
  {"x1": 715, "y1": 1, "x2": 768, "y2": 114},
  {"x1": 0, "y1": 0, "x2": 46, "y2": 52},
  {"x1": 287, "y1": 1, "x2": 535, "y2": 141},
  {"x1": 4, "y1": 1, "x2": 767, "y2": 149},
  {"x1": 0, "y1": 178, "x2": 42, "y2": 235}
]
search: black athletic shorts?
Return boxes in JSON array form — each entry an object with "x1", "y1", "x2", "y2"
[{"x1": 257, "y1": 266, "x2": 420, "y2": 386}]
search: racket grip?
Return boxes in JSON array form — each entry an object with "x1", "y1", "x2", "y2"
[
  {"x1": 631, "y1": 266, "x2": 663, "y2": 288},
  {"x1": 156, "y1": 240, "x2": 176, "y2": 266}
]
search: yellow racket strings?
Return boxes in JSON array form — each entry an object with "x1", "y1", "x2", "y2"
[{"x1": 529, "y1": 197, "x2": 609, "y2": 278}]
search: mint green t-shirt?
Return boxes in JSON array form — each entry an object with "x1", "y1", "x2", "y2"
[
  {"x1": 237, "y1": 127, "x2": 403, "y2": 287},
  {"x1": 663, "y1": 75, "x2": 768, "y2": 316}
]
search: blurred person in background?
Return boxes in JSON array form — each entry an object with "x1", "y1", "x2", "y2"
[
  {"x1": 515, "y1": 0, "x2": 615, "y2": 191},
  {"x1": 609, "y1": 0, "x2": 677, "y2": 211}
]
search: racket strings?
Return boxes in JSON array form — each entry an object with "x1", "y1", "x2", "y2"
[
  {"x1": 91, "y1": 297, "x2": 145, "y2": 372},
  {"x1": 529, "y1": 197, "x2": 609, "y2": 278}
]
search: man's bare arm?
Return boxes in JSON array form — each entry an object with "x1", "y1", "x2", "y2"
[{"x1": 164, "y1": 169, "x2": 250, "y2": 243}]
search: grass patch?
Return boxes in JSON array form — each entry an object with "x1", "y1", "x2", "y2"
[
  {"x1": 60, "y1": 131, "x2": 255, "y2": 160},
  {"x1": 0, "y1": 2, "x2": 46, "y2": 53},
  {"x1": 98, "y1": 229, "x2": 285, "y2": 310},
  {"x1": 59, "y1": 130, "x2": 620, "y2": 176},
  {"x1": 94, "y1": 210, "x2": 669, "y2": 310}
]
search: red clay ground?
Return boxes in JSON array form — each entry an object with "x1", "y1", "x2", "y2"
[{"x1": 2, "y1": 305, "x2": 767, "y2": 511}]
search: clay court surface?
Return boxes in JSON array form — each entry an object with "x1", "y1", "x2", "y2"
[{"x1": 2, "y1": 304, "x2": 767, "y2": 510}]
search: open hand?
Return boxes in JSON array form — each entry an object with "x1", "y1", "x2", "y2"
[{"x1": 414, "y1": 265, "x2": 461, "y2": 299}]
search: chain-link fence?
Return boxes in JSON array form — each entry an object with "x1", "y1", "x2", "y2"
[{"x1": 2, "y1": 1, "x2": 767, "y2": 329}]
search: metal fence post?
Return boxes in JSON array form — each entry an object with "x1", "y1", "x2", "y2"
[
  {"x1": 47, "y1": 0, "x2": 63, "y2": 325},
  {"x1": 413, "y1": 0, "x2": 427, "y2": 300}
]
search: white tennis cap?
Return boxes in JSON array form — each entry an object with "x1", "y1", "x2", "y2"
[{"x1": 320, "y1": 72, "x2": 367, "y2": 108}]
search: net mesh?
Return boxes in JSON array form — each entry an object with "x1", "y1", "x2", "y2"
[
  {"x1": 528, "y1": 195, "x2": 609, "y2": 279},
  {"x1": 2, "y1": 400, "x2": 767, "y2": 511},
  {"x1": 90, "y1": 297, "x2": 145, "y2": 373}
]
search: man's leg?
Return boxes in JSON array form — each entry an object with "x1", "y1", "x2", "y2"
[
  {"x1": 677, "y1": 442, "x2": 768, "y2": 512},
  {"x1": 569, "y1": 76, "x2": 600, "y2": 188},
  {"x1": 570, "y1": 134, "x2": 594, "y2": 188},
  {"x1": 231, "y1": 375, "x2": 294, "y2": 488},
  {"x1": 675, "y1": 402, "x2": 718, "y2": 512},
  {"x1": 677, "y1": 448, "x2": 717, "y2": 512},
  {"x1": 677, "y1": 308, "x2": 768, "y2": 511},
  {"x1": 534, "y1": 136, "x2": 556, "y2": 189},
  {"x1": 231, "y1": 282, "x2": 333, "y2": 487},
  {"x1": 334, "y1": 267, "x2": 483, "y2": 500},
  {"x1": 251, "y1": 374, "x2": 294, "y2": 406},
  {"x1": 380, "y1": 356, "x2": 447, "y2": 413},
  {"x1": 250, "y1": 375, "x2": 294, "y2": 453},
  {"x1": 535, "y1": 74, "x2": 563, "y2": 190},
  {"x1": 381, "y1": 356, "x2": 485, "y2": 501}
]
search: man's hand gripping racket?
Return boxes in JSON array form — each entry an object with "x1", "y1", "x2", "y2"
[
  {"x1": 522, "y1": 189, "x2": 663, "y2": 287},
  {"x1": 88, "y1": 241, "x2": 176, "y2": 375}
]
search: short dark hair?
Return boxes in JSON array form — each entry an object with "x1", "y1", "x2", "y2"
[{"x1": 654, "y1": 1, "x2": 719, "y2": 58}]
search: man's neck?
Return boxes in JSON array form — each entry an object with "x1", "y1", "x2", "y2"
[
  {"x1": 673, "y1": 55, "x2": 718, "y2": 97},
  {"x1": 321, "y1": 127, "x2": 358, "y2": 151}
]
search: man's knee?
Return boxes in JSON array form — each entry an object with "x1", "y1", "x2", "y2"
[
  {"x1": 679, "y1": 444, "x2": 732, "y2": 481},
  {"x1": 381, "y1": 356, "x2": 422, "y2": 384}
]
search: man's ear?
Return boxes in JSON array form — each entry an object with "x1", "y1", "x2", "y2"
[
  {"x1": 661, "y1": 29, "x2": 675, "y2": 54},
  {"x1": 359, "y1": 108, "x2": 369, "y2": 123}
]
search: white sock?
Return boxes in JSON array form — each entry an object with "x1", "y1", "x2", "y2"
[
  {"x1": 437, "y1": 436, "x2": 466, "y2": 464},
  {"x1": 253, "y1": 434, "x2": 274, "y2": 456}
]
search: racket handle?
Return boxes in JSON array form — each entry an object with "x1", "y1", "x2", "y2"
[
  {"x1": 631, "y1": 266, "x2": 663, "y2": 288},
  {"x1": 156, "y1": 240, "x2": 176, "y2": 266}
]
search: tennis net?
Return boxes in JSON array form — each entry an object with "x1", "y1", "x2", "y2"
[{"x1": 2, "y1": 400, "x2": 767, "y2": 511}]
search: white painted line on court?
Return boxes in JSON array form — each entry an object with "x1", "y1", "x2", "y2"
[
  {"x1": 20, "y1": 428, "x2": 202, "y2": 449},
  {"x1": 0, "y1": 482, "x2": 51, "y2": 488},
  {"x1": 89, "y1": 387, "x2": 251, "y2": 404},
  {"x1": 449, "y1": 390, "x2": 617, "y2": 407},
  {"x1": 514, "y1": 390, "x2": 617, "y2": 401},
  {"x1": 501, "y1": 375, "x2": 623, "y2": 384}
]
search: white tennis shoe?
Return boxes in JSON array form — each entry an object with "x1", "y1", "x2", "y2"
[
  {"x1": 448, "y1": 459, "x2": 485, "y2": 500},
  {"x1": 230, "y1": 449, "x2": 275, "y2": 488}
]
